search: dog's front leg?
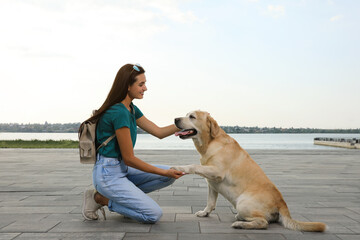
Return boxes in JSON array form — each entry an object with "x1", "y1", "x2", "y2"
[
  {"x1": 171, "y1": 164, "x2": 197, "y2": 174},
  {"x1": 196, "y1": 185, "x2": 218, "y2": 217},
  {"x1": 171, "y1": 165, "x2": 224, "y2": 182},
  {"x1": 194, "y1": 165, "x2": 224, "y2": 182}
]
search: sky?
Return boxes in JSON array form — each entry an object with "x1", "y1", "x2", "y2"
[{"x1": 0, "y1": 0, "x2": 359, "y2": 129}]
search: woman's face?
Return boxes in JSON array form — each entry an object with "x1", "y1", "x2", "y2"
[{"x1": 128, "y1": 73, "x2": 147, "y2": 99}]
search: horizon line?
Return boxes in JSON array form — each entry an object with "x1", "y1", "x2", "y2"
[{"x1": 0, "y1": 122, "x2": 359, "y2": 131}]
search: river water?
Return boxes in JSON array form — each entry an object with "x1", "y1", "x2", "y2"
[{"x1": 1, "y1": 132, "x2": 359, "y2": 150}]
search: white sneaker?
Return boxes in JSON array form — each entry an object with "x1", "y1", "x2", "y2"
[{"x1": 82, "y1": 189, "x2": 106, "y2": 220}]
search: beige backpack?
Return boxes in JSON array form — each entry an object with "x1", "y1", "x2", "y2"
[{"x1": 78, "y1": 121, "x2": 115, "y2": 164}]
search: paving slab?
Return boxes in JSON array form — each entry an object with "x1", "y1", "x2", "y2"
[
  {"x1": 123, "y1": 233, "x2": 176, "y2": 240},
  {"x1": 150, "y1": 222, "x2": 200, "y2": 233},
  {"x1": 336, "y1": 235, "x2": 360, "y2": 240},
  {"x1": 0, "y1": 233, "x2": 20, "y2": 240},
  {"x1": 175, "y1": 213, "x2": 220, "y2": 222},
  {"x1": 0, "y1": 148, "x2": 359, "y2": 240},
  {"x1": 246, "y1": 233, "x2": 287, "y2": 240},
  {"x1": 0, "y1": 220, "x2": 60, "y2": 233},
  {"x1": 49, "y1": 221, "x2": 150, "y2": 233},
  {"x1": 11, "y1": 232, "x2": 125, "y2": 240},
  {"x1": 178, "y1": 233, "x2": 250, "y2": 239}
]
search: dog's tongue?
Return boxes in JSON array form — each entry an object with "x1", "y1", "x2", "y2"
[{"x1": 175, "y1": 130, "x2": 193, "y2": 137}]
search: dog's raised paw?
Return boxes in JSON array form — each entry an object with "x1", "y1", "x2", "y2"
[
  {"x1": 171, "y1": 166, "x2": 188, "y2": 172},
  {"x1": 195, "y1": 210, "x2": 209, "y2": 217},
  {"x1": 231, "y1": 221, "x2": 245, "y2": 229},
  {"x1": 170, "y1": 166, "x2": 182, "y2": 171}
]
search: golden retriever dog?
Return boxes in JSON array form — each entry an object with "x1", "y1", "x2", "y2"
[{"x1": 171, "y1": 111, "x2": 326, "y2": 232}]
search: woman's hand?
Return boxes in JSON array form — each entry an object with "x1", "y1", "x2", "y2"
[{"x1": 165, "y1": 169, "x2": 186, "y2": 179}]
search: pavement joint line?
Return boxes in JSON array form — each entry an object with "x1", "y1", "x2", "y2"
[{"x1": 46, "y1": 221, "x2": 62, "y2": 233}]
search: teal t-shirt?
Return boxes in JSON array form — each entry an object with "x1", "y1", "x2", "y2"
[{"x1": 96, "y1": 102, "x2": 143, "y2": 158}]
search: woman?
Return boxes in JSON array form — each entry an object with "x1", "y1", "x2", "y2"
[{"x1": 82, "y1": 63, "x2": 185, "y2": 223}]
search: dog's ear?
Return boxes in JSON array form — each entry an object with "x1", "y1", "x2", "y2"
[{"x1": 207, "y1": 115, "x2": 220, "y2": 138}]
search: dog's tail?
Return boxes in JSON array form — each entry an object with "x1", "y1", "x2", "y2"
[{"x1": 279, "y1": 204, "x2": 327, "y2": 232}]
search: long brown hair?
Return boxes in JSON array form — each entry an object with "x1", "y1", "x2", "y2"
[{"x1": 83, "y1": 64, "x2": 145, "y2": 125}]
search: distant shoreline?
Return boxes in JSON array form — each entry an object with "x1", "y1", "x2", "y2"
[
  {"x1": 0, "y1": 140, "x2": 78, "y2": 148},
  {"x1": 1, "y1": 122, "x2": 359, "y2": 134}
]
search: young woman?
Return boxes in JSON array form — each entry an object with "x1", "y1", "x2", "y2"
[{"x1": 81, "y1": 63, "x2": 185, "y2": 223}]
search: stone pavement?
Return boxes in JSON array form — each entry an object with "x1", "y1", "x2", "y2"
[{"x1": 0, "y1": 148, "x2": 359, "y2": 240}]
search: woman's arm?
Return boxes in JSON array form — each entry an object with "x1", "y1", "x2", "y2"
[
  {"x1": 116, "y1": 127, "x2": 184, "y2": 179},
  {"x1": 136, "y1": 116, "x2": 179, "y2": 139}
]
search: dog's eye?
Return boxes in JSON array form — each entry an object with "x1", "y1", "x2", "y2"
[{"x1": 189, "y1": 115, "x2": 196, "y2": 119}]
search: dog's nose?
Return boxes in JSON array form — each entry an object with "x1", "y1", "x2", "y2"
[{"x1": 175, "y1": 118, "x2": 180, "y2": 125}]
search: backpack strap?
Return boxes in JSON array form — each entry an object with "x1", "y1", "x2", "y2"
[{"x1": 96, "y1": 134, "x2": 116, "y2": 151}]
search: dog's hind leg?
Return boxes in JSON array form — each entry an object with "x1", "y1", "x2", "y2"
[
  {"x1": 195, "y1": 185, "x2": 218, "y2": 217},
  {"x1": 232, "y1": 217, "x2": 268, "y2": 229},
  {"x1": 232, "y1": 196, "x2": 268, "y2": 229}
]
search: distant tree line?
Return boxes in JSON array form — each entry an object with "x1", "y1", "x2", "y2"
[
  {"x1": 0, "y1": 122, "x2": 81, "y2": 133},
  {"x1": 1, "y1": 123, "x2": 359, "y2": 134},
  {"x1": 221, "y1": 126, "x2": 360, "y2": 134}
]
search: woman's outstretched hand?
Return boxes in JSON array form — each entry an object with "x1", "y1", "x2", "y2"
[{"x1": 165, "y1": 169, "x2": 186, "y2": 179}]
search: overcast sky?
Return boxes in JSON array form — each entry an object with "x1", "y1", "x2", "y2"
[{"x1": 0, "y1": 0, "x2": 359, "y2": 129}]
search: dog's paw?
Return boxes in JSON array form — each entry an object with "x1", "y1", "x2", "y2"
[
  {"x1": 231, "y1": 221, "x2": 245, "y2": 229},
  {"x1": 195, "y1": 210, "x2": 209, "y2": 217},
  {"x1": 170, "y1": 166, "x2": 185, "y2": 172},
  {"x1": 171, "y1": 165, "x2": 192, "y2": 173},
  {"x1": 235, "y1": 213, "x2": 245, "y2": 221}
]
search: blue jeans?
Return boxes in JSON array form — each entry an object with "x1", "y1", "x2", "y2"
[{"x1": 93, "y1": 154, "x2": 175, "y2": 223}]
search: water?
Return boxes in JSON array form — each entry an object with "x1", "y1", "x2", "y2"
[{"x1": 1, "y1": 132, "x2": 359, "y2": 150}]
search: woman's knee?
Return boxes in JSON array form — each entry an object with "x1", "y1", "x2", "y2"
[{"x1": 141, "y1": 206, "x2": 163, "y2": 223}]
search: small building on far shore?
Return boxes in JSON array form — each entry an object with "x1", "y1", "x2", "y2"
[{"x1": 314, "y1": 138, "x2": 360, "y2": 149}]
